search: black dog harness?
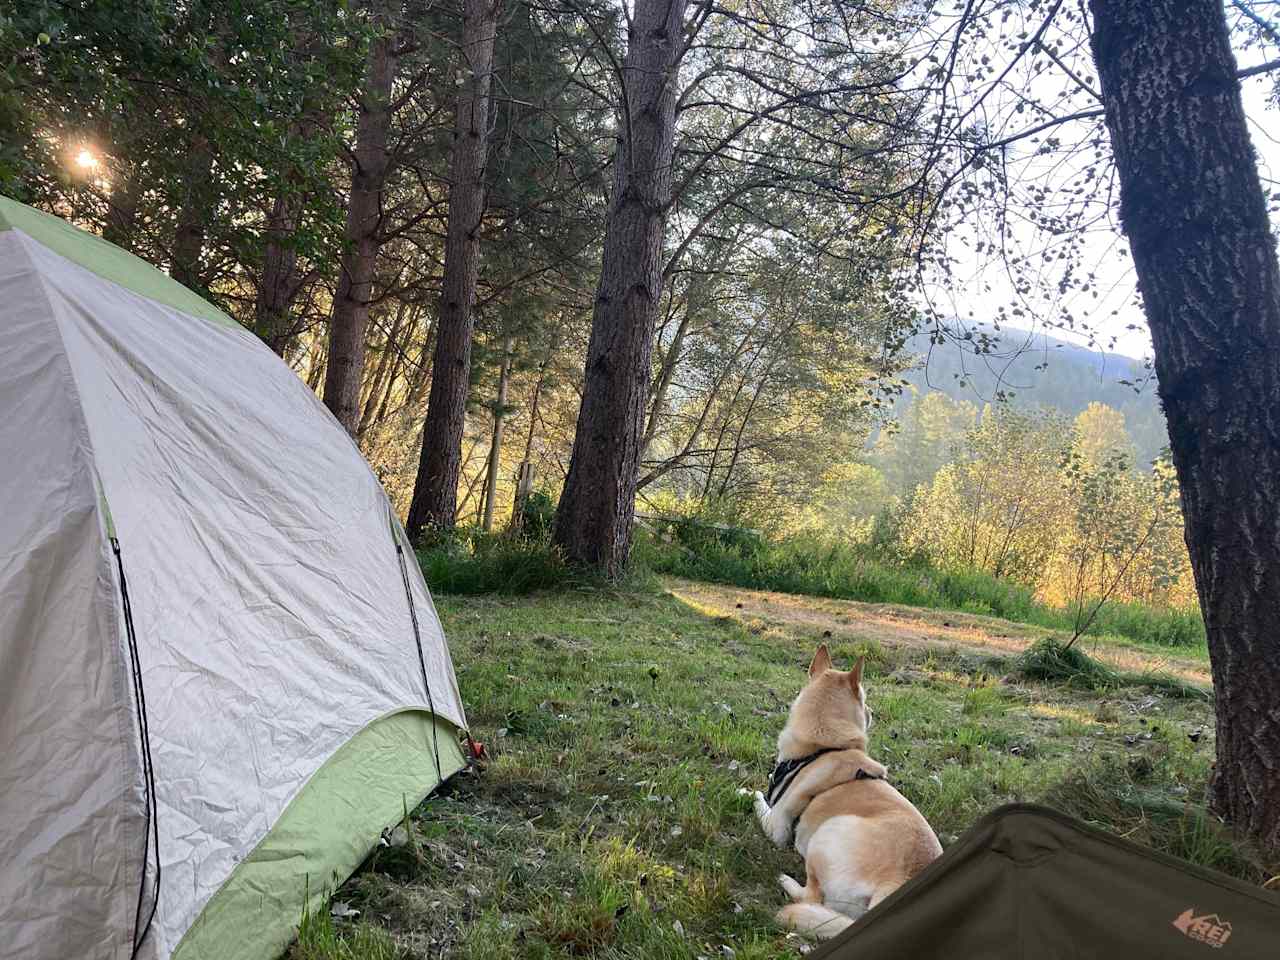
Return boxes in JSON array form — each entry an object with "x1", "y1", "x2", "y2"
[{"x1": 764, "y1": 748, "x2": 884, "y2": 807}]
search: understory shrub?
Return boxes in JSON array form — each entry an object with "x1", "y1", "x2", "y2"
[{"x1": 416, "y1": 528, "x2": 573, "y2": 595}]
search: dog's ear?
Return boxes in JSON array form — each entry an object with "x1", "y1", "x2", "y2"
[
  {"x1": 808, "y1": 643, "x2": 833, "y2": 678},
  {"x1": 849, "y1": 655, "x2": 865, "y2": 693}
]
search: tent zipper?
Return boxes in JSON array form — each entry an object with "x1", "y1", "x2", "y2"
[
  {"x1": 394, "y1": 534, "x2": 443, "y2": 786},
  {"x1": 110, "y1": 537, "x2": 161, "y2": 958}
]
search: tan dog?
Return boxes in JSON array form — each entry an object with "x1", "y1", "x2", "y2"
[{"x1": 752, "y1": 644, "x2": 942, "y2": 938}]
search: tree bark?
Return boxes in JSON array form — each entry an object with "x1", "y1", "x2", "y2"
[
  {"x1": 170, "y1": 138, "x2": 213, "y2": 293},
  {"x1": 405, "y1": 0, "x2": 500, "y2": 538},
  {"x1": 256, "y1": 194, "x2": 305, "y2": 357},
  {"x1": 357, "y1": 299, "x2": 409, "y2": 440},
  {"x1": 322, "y1": 0, "x2": 399, "y2": 437},
  {"x1": 1090, "y1": 0, "x2": 1280, "y2": 855},
  {"x1": 551, "y1": 0, "x2": 689, "y2": 576},
  {"x1": 102, "y1": 170, "x2": 141, "y2": 251},
  {"x1": 482, "y1": 336, "x2": 513, "y2": 532}
]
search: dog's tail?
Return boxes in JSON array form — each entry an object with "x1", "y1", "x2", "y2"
[{"x1": 777, "y1": 903, "x2": 854, "y2": 939}]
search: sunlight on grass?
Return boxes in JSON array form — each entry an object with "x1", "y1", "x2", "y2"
[
  {"x1": 296, "y1": 579, "x2": 1245, "y2": 957},
  {"x1": 1029, "y1": 703, "x2": 1098, "y2": 724}
]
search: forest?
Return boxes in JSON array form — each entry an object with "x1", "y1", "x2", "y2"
[
  {"x1": 1, "y1": 1, "x2": 1230, "y2": 600},
  {"x1": 3, "y1": 0, "x2": 1280, "y2": 955}
]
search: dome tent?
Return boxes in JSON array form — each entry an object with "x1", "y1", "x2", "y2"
[
  {"x1": 807, "y1": 804, "x2": 1280, "y2": 959},
  {"x1": 0, "y1": 196, "x2": 467, "y2": 960}
]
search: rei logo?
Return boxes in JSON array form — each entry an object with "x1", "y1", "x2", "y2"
[{"x1": 1172, "y1": 908, "x2": 1233, "y2": 949}]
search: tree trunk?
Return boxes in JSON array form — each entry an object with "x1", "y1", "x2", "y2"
[
  {"x1": 358, "y1": 299, "x2": 409, "y2": 440},
  {"x1": 369, "y1": 338, "x2": 407, "y2": 431},
  {"x1": 551, "y1": 0, "x2": 689, "y2": 576},
  {"x1": 453, "y1": 437, "x2": 487, "y2": 522},
  {"x1": 256, "y1": 194, "x2": 304, "y2": 357},
  {"x1": 399, "y1": 314, "x2": 436, "y2": 412},
  {"x1": 102, "y1": 170, "x2": 141, "y2": 251},
  {"x1": 510, "y1": 461, "x2": 535, "y2": 532},
  {"x1": 1090, "y1": 0, "x2": 1280, "y2": 855},
  {"x1": 509, "y1": 333, "x2": 555, "y2": 532},
  {"x1": 642, "y1": 304, "x2": 692, "y2": 454},
  {"x1": 405, "y1": 0, "x2": 500, "y2": 538},
  {"x1": 170, "y1": 139, "x2": 213, "y2": 293},
  {"x1": 322, "y1": 0, "x2": 399, "y2": 437},
  {"x1": 482, "y1": 336, "x2": 513, "y2": 532},
  {"x1": 254, "y1": 27, "x2": 332, "y2": 360},
  {"x1": 306, "y1": 336, "x2": 327, "y2": 391}
]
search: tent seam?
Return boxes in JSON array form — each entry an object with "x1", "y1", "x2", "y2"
[
  {"x1": 10, "y1": 228, "x2": 143, "y2": 959},
  {"x1": 388, "y1": 506, "x2": 469, "y2": 730}
]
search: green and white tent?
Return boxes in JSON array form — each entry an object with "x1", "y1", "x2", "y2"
[{"x1": 0, "y1": 196, "x2": 468, "y2": 960}]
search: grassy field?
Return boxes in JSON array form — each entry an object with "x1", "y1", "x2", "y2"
[
  {"x1": 635, "y1": 531, "x2": 1205, "y2": 649},
  {"x1": 293, "y1": 578, "x2": 1264, "y2": 960}
]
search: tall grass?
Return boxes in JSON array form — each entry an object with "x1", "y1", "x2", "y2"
[
  {"x1": 416, "y1": 531, "x2": 574, "y2": 595},
  {"x1": 413, "y1": 515, "x2": 1204, "y2": 649},
  {"x1": 1042, "y1": 754, "x2": 1270, "y2": 884},
  {"x1": 1016, "y1": 638, "x2": 1208, "y2": 698},
  {"x1": 635, "y1": 527, "x2": 1205, "y2": 649}
]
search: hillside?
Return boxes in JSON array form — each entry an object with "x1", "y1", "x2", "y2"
[{"x1": 895, "y1": 329, "x2": 1170, "y2": 467}]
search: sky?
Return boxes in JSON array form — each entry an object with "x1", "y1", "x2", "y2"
[{"x1": 923, "y1": 13, "x2": 1280, "y2": 364}]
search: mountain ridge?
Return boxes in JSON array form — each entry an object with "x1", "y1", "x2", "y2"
[{"x1": 895, "y1": 327, "x2": 1169, "y2": 467}]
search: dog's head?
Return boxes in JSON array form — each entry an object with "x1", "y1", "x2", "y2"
[{"x1": 776, "y1": 643, "x2": 871, "y2": 759}]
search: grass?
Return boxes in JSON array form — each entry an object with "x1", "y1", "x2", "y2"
[
  {"x1": 1014, "y1": 638, "x2": 1209, "y2": 700},
  {"x1": 1041, "y1": 754, "x2": 1271, "y2": 883},
  {"x1": 292, "y1": 885, "x2": 408, "y2": 960},
  {"x1": 635, "y1": 531, "x2": 1206, "y2": 649},
  {"x1": 416, "y1": 533, "x2": 577, "y2": 596},
  {"x1": 297, "y1": 576, "x2": 1263, "y2": 958}
]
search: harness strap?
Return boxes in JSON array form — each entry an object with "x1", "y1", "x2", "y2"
[
  {"x1": 766, "y1": 749, "x2": 886, "y2": 807},
  {"x1": 789, "y1": 767, "x2": 884, "y2": 836},
  {"x1": 765, "y1": 747, "x2": 841, "y2": 805},
  {"x1": 766, "y1": 751, "x2": 888, "y2": 838}
]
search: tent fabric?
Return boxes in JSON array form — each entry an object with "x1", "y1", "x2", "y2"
[
  {"x1": 0, "y1": 196, "x2": 236, "y2": 328},
  {"x1": 0, "y1": 198, "x2": 467, "y2": 960},
  {"x1": 809, "y1": 804, "x2": 1280, "y2": 959},
  {"x1": 173, "y1": 711, "x2": 464, "y2": 960}
]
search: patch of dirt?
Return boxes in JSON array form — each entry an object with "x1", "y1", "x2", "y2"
[{"x1": 663, "y1": 578, "x2": 1212, "y2": 687}]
